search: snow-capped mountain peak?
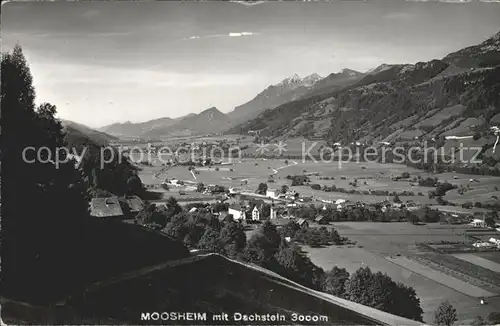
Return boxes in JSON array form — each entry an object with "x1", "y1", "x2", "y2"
[
  {"x1": 278, "y1": 73, "x2": 323, "y2": 87},
  {"x1": 302, "y1": 73, "x2": 323, "y2": 86},
  {"x1": 279, "y1": 73, "x2": 301, "y2": 85}
]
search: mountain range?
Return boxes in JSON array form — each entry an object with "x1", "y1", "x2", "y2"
[
  {"x1": 84, "y1": 31, "x2": 500, "y2": 144},
  {"x1": 97, "y1": 71, "x2": 364, "y2": 138},
  {"x1": 230, "y1": 31, "x2": 500, "y2": 156},
  {"x1": 99, "y1": 107, "x2": 232, "y2": 138}
]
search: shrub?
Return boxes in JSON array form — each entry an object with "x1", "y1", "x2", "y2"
[{"x1": 310, "y1": 184, "x2": 321, "y2": 190}]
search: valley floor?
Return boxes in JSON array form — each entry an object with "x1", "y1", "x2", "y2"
[
  {"x1": 303, "y1": 222, "x2": 500, "y2": 324},
  {"x1": 136, "y1": 156, "x2": 500, "y2": 323}
]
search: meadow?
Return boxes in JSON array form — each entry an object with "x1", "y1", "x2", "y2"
[
  {"x1": 128, "y1": 134, "x2": 500, "y2": 205},
  {"x1": 441, "y1": 171, "x2": 500, "y2": 205},
  {"x1": 136, "y1": 154, "x2": 500, "y2": 208},
  {"x1": 303, "y1": 222, "x2": 500, "y2": 324},
  {"x1": 452, "y1": 253, "x2": 500, "y2": 273},
  {"x1": 475, "y1": 251, "x2": 500, "y2": 264}
]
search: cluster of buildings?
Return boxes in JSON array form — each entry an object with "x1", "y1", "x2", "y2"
[
  {"x1": 472, "y1": 237, "x2": 500, "y2": 249},
  {"x1": 223, "y1": 201, "x2": 311, "y2": 229},
  {"x1": 227, "y1": 202, "x2": 277, "y2": 221},
  {"x1": 265, "y1": 188, "x2": 301, "y2": 200},
  {"x1": 163, "y1": 177, "x2": 184, "y2": 187},
  {"x1": 203, "y1": 184, "x2": 226, "y2": 195},
  {"x1": 317, "y1": 198, "x2": 419, "y2": 212}
]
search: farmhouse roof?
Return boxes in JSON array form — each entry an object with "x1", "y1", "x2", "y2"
[
  {"x1": 119, "y1": 195, "x2": 144, "y2": 213},
  {"x1": 272, "y1": 218, "x2": 292, "y2": 226},
  {"x1": 251, "y1": 199, "x2": 265, "y2": 206},
  {"x1": 315, "y1": 215, "x2": 325, "y2": 222},
  {"x1": 218, "y1": 212, "x2": 232, "y2": 222},
  {"x1": 297, "y1": 218, "x2": 308, "y2": 226},
  {"x1": 229, "y1": 203, "x2": 243, "y2": 211},
  {"x1": 90, "y1": 196, "x2": 124, "y2": 218}
]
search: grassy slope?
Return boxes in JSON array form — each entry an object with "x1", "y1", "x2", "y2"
[{"x1": 61, "y1": 254, "x2": 421, "y2": 325}]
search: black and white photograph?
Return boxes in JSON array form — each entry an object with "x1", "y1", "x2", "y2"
[{"x1": 2, "y1": 0, "x2": 500, "y2": 324}]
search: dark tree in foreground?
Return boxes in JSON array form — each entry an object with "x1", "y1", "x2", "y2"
[
  {"x1": 219, "y1": 221, "x2": 246, "y2": 258},
  {"x1": 166, "y1": 196, "x2": 182, "y2": 216},
  {"x1": 242, "y1": 221, "x2": 282, "y2": 268},
  {"x1": 434, "y1": 301, "x2": 457, "y2": 326},
  {"x1": 322, "y1": 266, "x2": 349, "y2": 297},
  {"x1": 260, "y1": 221, "x2": 282, "y2": 249},
  {"x1": 1, "y1": 45, "x2": 90, "y2": 302},
  {"x1": 346, "y1": 267, "x2": 423, "y2": 322},
  {"x1": 1, "y1": 45, "x2": 190, "y2": 305},
  {"x1": 243, "y1": 234, "x2": 276, "y2": 268},
  {"x1": 274, "y1": 242, "x2": 324, "y2": 290},
  {"x1": 198, "y1": 227, "x2": 225, "y2": 254}
]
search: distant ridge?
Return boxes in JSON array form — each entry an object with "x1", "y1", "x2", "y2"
[
  {"x1": 99, "y1": 107, "x2": 231, "y2": 138},
  {"x1": 61, "y1": 120, "x2": 118, "y2": 147},
  {"x1": 229, "y1": 30, "x2": 500, "y2": 153}
]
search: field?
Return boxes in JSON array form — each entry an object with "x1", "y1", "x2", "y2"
[
  {"x1": 132, "y1": 135, "x2": 500, "y2": 207},
  {"x1": 387, "y1": 256, "x2": 495, "y2": 297},
  {"x1": 137, "y1": 155, "x2": 500, "y2": 208},
  {"x1": 475, "y1": 251, "x2": 500, "y2": 264},
  {"x1": 441, "y1": 172, "x2": 500, "y2": 205},
  {"x1": 326, "y1": 222, "x2": 468, "y2": 255},
  {"x1": 453, "y1": 253, "x2": 500, "y2": 273},
  {"x1": 409, "y1": 253, "x2": 500, "y2": 294},
  {"x1": 139, "y1": 157, "x2": 439, "y2": 204},
  {"x1": 303, "y1": 222, "x2": 500, "y2": 324}
]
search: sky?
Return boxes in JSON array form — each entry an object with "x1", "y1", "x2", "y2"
[{"x1": 2, "y1": 0, "x2": 500, "y2": 128}]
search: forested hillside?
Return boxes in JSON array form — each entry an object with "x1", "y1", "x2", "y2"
[{"x1": 1, "y1": 45, "x2": 189, "y2": 305}]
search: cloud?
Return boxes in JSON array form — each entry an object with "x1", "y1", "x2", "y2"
[
  {"x1": 229, "y1": 1, "x2": 267, "y2": 6},
  {"x1": 183, "y1": 32, "x2": 258, "y2": 40},
  {"x1": 229, "y1": 32, "x2": 255, "y2": 37}
]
